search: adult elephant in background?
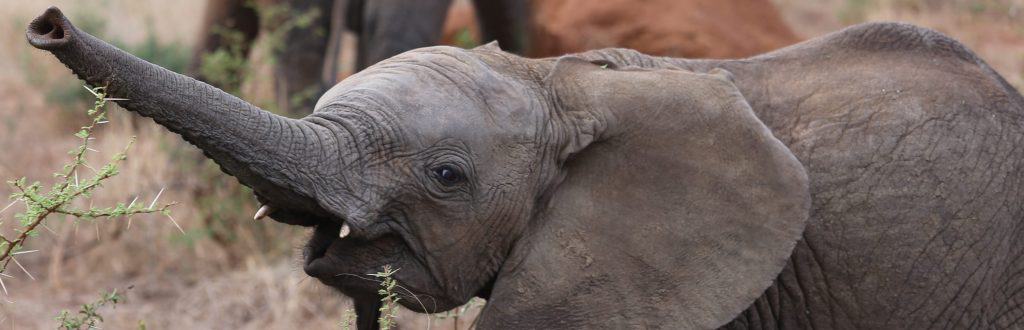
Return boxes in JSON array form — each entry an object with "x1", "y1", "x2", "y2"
[
  {"x1": 527, "y1": 0, "x2": 798, "y2": 58},
  {"x1": 343, "y1": 0, "x2": 526, "y2": 70},
  {"x1": 441, "y1": 0, "x2": 799, "y2": 58},
  {"x1": 193, "y1": 0, "x2": 797, "y2": 115},
  {"x1": 31, "y1": 5, "x2": 1024, "y2": 330},
  {"x1": 190, "y1": 0, "x2": 335, "y2": 114},
  {"x1": 190, "y1": 0, "x2": 525, "y2": 114}
]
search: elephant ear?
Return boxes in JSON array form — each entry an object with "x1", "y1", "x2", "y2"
[{"x1": 481, "y1": 58, "x2": 810, "y2": 328}]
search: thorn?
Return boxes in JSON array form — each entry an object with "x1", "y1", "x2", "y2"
[
  {"x1": 126, "y1": 196, "x2": 139, "y2": 230},
  {"x1": 166, "y1": 214, "x2": 185, "y2": 235},
  {"x1": 83, "y1": 85, "x2": 100, "y2": 97},
  {"x1": 11, "y1": 258, "x2": 34, "y2": 281},
  {"x1": 0, "y1": 201, "x2": 17, "y2": 215},
  {"x1": 40, "y1": 224, "x2": 57, "y2": 236},
  {"x1": 0, "y1": 274, "x2": 8, "y2": 297},
  {"x1": 103, "y1": 98, "x2": 129, "y2": 101},
  {"x1": 148, "y1": 188, "x2": 165, "y2": 209}
]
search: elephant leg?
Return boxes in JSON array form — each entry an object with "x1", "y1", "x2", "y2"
[
  {"x1": 189, "y1": 0, "x2": 260, "y2": 89},
  {"x1": 322, "y1": 0, "x2": 348, "y2": 89},
  {"x1": 470, "y1": 0, "x2": 529, "y2": 54},
  {"x1": 355, "y1": 298, "x2": 382, "y2": 330},
  {"x1": 272, "y1": 0, "x2": 335, "y2": 114},
  {"x1": 352, "y1": 0, "x2": 454, "y2": 70}
]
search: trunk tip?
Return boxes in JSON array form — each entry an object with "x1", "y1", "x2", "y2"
[{"x1": 26, "y1": 6, "x2": 71, "y2": 50}]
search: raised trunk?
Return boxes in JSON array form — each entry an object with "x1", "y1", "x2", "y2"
[{"x1": 27, "y1": 7, "x2": 322, "y2": 211}]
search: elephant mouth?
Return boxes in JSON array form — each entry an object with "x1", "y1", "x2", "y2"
[
  {"x1": 302, "y1": 220, "x2": 404, "y2": 282},
  {"x1": 259, "y1": 196, "x2": 461, "y2": 312},
  {"x1": 253, "y1": 193, "x2": 418, "y2": 293},
  {"x1": 301, "y1": 219, "x2": 450, "y2": 311}
]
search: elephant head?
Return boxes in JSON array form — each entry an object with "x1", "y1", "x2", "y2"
[{"x1": 28, "y1": 7, "x2": 809, "y2": 328}]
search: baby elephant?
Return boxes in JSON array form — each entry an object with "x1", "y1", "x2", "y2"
[{"x1": 27, "y1": 6, "x2": 1024, "y2": 329}]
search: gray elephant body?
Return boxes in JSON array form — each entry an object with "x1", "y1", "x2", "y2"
[
  {"x1": 738, "y1": 32, "x2": 1023, "y2": 329},
  {"x1": 562, "y1": 23, "x2": 1024, "y2": 329},
  {"x1": 28, "y1": 7, "x2": 1024, "y2": 329}
]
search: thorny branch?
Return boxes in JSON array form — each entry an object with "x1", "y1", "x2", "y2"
[{"x1": 0, "y1": 86, "x2": 175, "y2": 286}]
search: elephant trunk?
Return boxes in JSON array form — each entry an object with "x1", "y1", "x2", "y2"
[{"x1": 27, "y1": 7, "x2": 323, "y2": 211}]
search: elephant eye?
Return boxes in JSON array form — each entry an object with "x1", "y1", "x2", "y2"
[{"x1": 432, "y1": 165, "x2": 464, "y2": 186}]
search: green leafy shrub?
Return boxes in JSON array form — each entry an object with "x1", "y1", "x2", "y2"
[
  {"x1": 197, "y1": 25, "x2": 250, "y2": 94},
  {"x1": 55, "y1": 288, "x2": 126, "y2": 330}
]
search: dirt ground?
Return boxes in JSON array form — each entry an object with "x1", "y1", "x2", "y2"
[{"x1": 0, "y1": 0, "x2": 1020, "y2": 329}]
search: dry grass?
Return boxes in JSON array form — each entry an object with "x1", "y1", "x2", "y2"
[{"x1": 0, "y1": 0, "x2": 1018, "y2": 329}]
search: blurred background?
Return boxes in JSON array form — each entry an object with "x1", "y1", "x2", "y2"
[{"x1": 0, "y1": 0, "x2": 1020, "y2": 328}]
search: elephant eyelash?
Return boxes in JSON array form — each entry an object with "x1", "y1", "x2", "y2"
[
  {"x1": 419, "y1": 162, "x2": 473, "y2": 198},
  {"x1": 409, "y1": 142, "x2": 477, "y2": 198},
  {"x1": 431, "y1": 164, "x2": 466, "y2": 186}
]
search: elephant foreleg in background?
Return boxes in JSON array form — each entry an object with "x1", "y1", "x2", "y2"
[
  {"x1": 347, "y1": 0, "x2": 454, "y2": 70},
  {"x1": 272, "y1": 0, "x2": 335, "y2": 114},
  {"x1": 470, "y1": 0, "x2": 529, "y2": 54},
  {"x1": 190, "y1": 0, "x2": 336, "y2": 115}
]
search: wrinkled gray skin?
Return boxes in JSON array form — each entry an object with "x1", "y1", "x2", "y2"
[{"x1": 27, "y1": 7, "x2": 1024, "y2": 329}]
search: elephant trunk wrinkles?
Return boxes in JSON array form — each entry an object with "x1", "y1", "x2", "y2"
[{"x1": 27, "y1": 7, "x2": 322, "y2": 209}]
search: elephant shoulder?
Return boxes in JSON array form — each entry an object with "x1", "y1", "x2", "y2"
[
  {"x1": 758, "y1": 22, "x2": 983, "y2": 68},
  {"x1": 761, "y1": 22, "x2": 1023, "y2": 108},
  {"x1": 823, "y1": 22, "x2": 979, "y2": 61},
  {"x1": 841, "y1": 22, "x2": 1024, "y2": 109}
]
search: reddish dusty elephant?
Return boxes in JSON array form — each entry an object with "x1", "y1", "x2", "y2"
[{"x1": 442, "y1": 0, "x2": 799, "y2": 58}]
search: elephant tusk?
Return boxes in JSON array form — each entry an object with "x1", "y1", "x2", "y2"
[
  {"x1": 254, "y1": 204, "x2": 274, "y2": 220},
  {"x1": 339, "y1": 224, "x2": 351, "y2": 239}
]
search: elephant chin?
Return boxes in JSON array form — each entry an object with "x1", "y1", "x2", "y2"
[{"x1": 301, "y1": 221, "x2": 465, "y2": 313}]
